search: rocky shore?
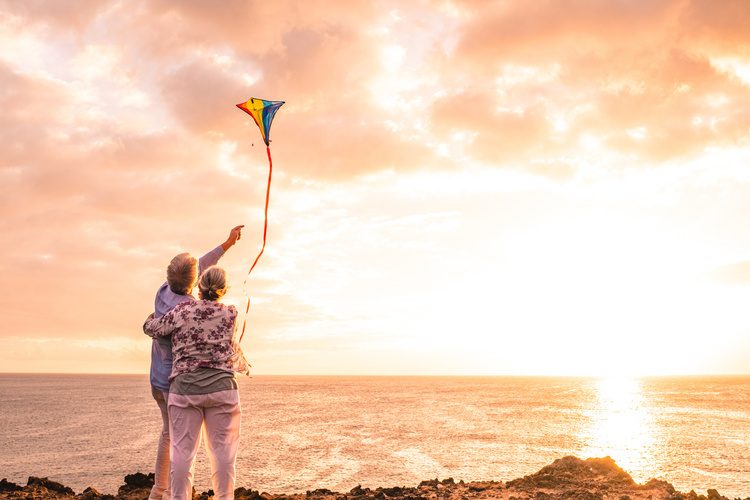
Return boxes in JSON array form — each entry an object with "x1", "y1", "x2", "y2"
[{"x1": 1, "y1": 456, "x2": 747, "y2": 500}]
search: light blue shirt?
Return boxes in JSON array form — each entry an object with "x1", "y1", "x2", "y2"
[{"x1": 149, "y1": 245, "x2": 225, "y2": 391}]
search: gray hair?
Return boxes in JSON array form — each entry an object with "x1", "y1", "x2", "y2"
[
  {"x1": 167, "y1": 253, "x2": 198, "y2": 295},
  {"x1": 198, "y1": 266, "x2": 228, "y2": 301}
]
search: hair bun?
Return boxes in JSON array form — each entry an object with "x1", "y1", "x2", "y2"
[{"x1": 198, "y1": 266, "x2": 228, "y2": 301}]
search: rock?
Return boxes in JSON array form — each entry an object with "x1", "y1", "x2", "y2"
[
  {"x1": 378, "y1": 486, "x2": 405, "y2": 497},
  {"x1": 641, "y1": 478, "x2": 676, "y2": 494},
  {"x1": 506, "y1": 456, "x2": 634, "y2": 491},
  {"x1": 27, "y1": 477, "x2": 75, "y2": 496},
  {"x1": 306, "y1": 488, "x2": 335, "y2": 497},
  {"x1": 560, "y1": 490, "x2": 602, "y2": 499},
  {"x1": 77, "y1": 487, "x2": 102, "y2": 499},
  {"x1": 0, "y1": 480, "x2": 23, "y2": 492},
  {"x1": 122, "y1": 474, "x2": 154, "y2": 489},
  {"x1": 196, "y1": 488, "x2": 213, "y2": 500},
  {"x1": 349, "y1": 485, "x2": 368, "y2": 496},
  {"x1": 1, "y1": 456, "x2": 736, "y2": 500},
  {"x1": 116, "y1": 472, "x2": 154, "y2": 500},
  {"x1": 234, "y1": 488, "x2": 270, "y2": 500},
  {"x1": 706, "y1": 490, "x2": 726, "y2": 500},
  {"x1": 235, "y1": 487, "x2": 267, "y2": 500}
]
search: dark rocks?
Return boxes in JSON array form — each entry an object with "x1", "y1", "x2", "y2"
[
  {"x1": 349, "y1": 485, "x2": 368, "y2": 497},
  {"x1": 560, "y1": 489, "x2": 603, "y2": 499},
  {"x1": 196, "y1": 488, "x2": 214, "y2": 500},
  {"x1": 116, "y1": 473, "x2": 154, "y2": 500},
  {"x1": 27, "y1": 477, "x2": 75, "y2": 496},
  {"x1": 121, "y1": 474, "x2": 153, "y2": 489},
  {"x1": 306, "y1": 489, "x2": 336, "y2": 498},
  {"x1": 0, "y1": 481, "x2": 22, "y2": 493},
  {"x1": 234, "y1": 487, "x2": 250, "y2": 497},
  {"x1": 0, "y1": 456, "x2": 739, "y2": 500},
  {"x1": 706, "y1": 489, "x2": 727, "y2": 500},
  {"x1": 377, "y1": 486, "x2": 412, "y2": 497},
  {"x1": 507, "y1": 456, "x2": 634, "y2": 492},
  {"x1": 234, "y1": 487, "x2": 272, "y2": 500},
  {"x1": 641, "y1": 479, "x2": 676, "y2": 494},
  {"x1": 76, "y1": 487, "x2": 114, "y2": 500}
]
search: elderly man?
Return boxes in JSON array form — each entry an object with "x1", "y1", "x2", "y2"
[{"x1": 148, "y1": 225, "x2": 243, "y2": 500}]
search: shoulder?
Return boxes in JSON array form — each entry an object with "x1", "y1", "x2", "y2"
[
  {"x1": 215, "y1": 301, "x2": 236, "y2": 314},
  {"x1": 171, "y1": 300, "x2": 197, "y2": 317},
  {"x1": 226, "y1": 304, "x2": 237, "y2": 317},
  {"x1": 174, "y1": 300, "x2": 196, "y2": 311},
  {"x1": 211, "y1": 302, "x2": 237, "y2": 319}
]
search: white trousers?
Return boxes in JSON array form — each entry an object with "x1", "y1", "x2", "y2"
[
  {"x1": 168, "y1": 390, "x2": 241, "y2": 500},
  {"x1": 149, "y1": 387, "x2": 171, "y2": 500}
]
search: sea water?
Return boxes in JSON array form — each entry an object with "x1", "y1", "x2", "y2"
[{"x1": 0, "y1": 375, "x2": 748, "y2": 497}]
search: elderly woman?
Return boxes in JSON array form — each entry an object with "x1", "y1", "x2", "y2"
[{"x1": 144, "y1": 266, "x2": 250, "y2": 500}]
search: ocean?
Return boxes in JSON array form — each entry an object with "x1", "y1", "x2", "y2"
[{"x1": 0, "y1": 375, "x2": 748, "y2": 498}]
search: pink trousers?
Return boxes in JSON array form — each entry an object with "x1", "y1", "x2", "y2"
[
  {"x1": 167, "y1": 390, "x2": 241, "y2": 500},
  {"x1": 149, "y1": 387, "x2": 171, "y2": 500}
]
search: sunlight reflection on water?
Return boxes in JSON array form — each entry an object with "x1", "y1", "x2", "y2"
[{"x1": 581, "y1": 377, "x2": 657, "y2": 483}]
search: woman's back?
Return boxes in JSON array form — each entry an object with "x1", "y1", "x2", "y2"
[{"x1": 147, "y1": 299, "x2": 248, "y2": 380}]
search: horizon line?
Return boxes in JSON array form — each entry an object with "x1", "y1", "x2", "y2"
[{"x1": 2, "y1": 371, "x2": 750, "y2": 378}]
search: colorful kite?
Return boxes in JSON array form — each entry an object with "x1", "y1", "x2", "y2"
[{"x1": 236, "y1": 97, "x2": 285, "y2": 342}]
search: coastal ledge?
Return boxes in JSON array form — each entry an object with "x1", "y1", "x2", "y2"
[{"x1": 1, "y1": 456, "x2": 747, "y2": 500}]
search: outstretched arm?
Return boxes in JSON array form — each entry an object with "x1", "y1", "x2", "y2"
[{"x1": 198, "y1": 225, "x2": 244, "y2": 273}]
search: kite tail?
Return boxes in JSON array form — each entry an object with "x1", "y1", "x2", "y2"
[{"x1": 239, "y1": 145, "x2": 273, "y2": 343}]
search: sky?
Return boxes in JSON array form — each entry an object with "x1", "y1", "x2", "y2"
[{"x1": 2, "y1": 0, "x2": 750, "y2": 376}]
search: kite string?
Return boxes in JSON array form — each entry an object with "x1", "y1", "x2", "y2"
[{"x1": 239, "y1": 145, "x2": 273, "y2": 343}]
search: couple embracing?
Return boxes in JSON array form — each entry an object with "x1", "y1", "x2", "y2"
[{"x1": 143, "y1": 225, "x2": 251, "y2": 500}]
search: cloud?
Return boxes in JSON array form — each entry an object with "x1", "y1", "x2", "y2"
[
  {"x1": 2, "y1": 0, "x2": 750, "y2": 375},
  {"x1": 0, "y1": 0, "x2": 108, "y2": 31},
  {"x1": 706, "y1": 261, "x2": 750, "y2": 285},
  {"x1": 453, "y1": 0, "x2": 680, "y2": 65},
  {"x1": 161, "y1": 59, "x2": 248, "y2": 135},
  {"x1": 680, "y1": 0, "x2": 750, "y2": 52},
  {"x1": 430, "y1": 91, "x2": 553, "y2": 165},
  {"x1": 419, "y1": 1, "x2": 750, "y2": 168}
]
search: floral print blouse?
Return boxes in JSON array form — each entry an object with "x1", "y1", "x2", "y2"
[{"x1": 143, "y1": 300, "x2": 250, "y2": 381}]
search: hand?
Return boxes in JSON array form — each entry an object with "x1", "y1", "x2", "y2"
[{"x1": 222, "y1": 225, "x2": 244, "y2": 250}]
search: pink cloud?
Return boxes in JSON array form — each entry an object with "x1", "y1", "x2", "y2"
[
  {"x1": 2, "y1": 0, "x2": 750, "y2": 375},
  {"x1": 0, "y1": 0, "x2": 108, "y2": 31},
  {"x1": 430, "y1": 92, "x2": 553, "y2": 164},
  {"x1": 681, "y1": 0, "x2": 750, "y2": 52},
  {"x1": 453, "y1": 0, "x2": 680, "y2": 66}
]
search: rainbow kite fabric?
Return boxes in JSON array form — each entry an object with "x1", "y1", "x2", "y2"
[
  {"x1": 236, "y1": 97, "x2": 285, "y2": 146},
  {"x1": 235, "y1": 96, "x2": 284, "y2": 343}
]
